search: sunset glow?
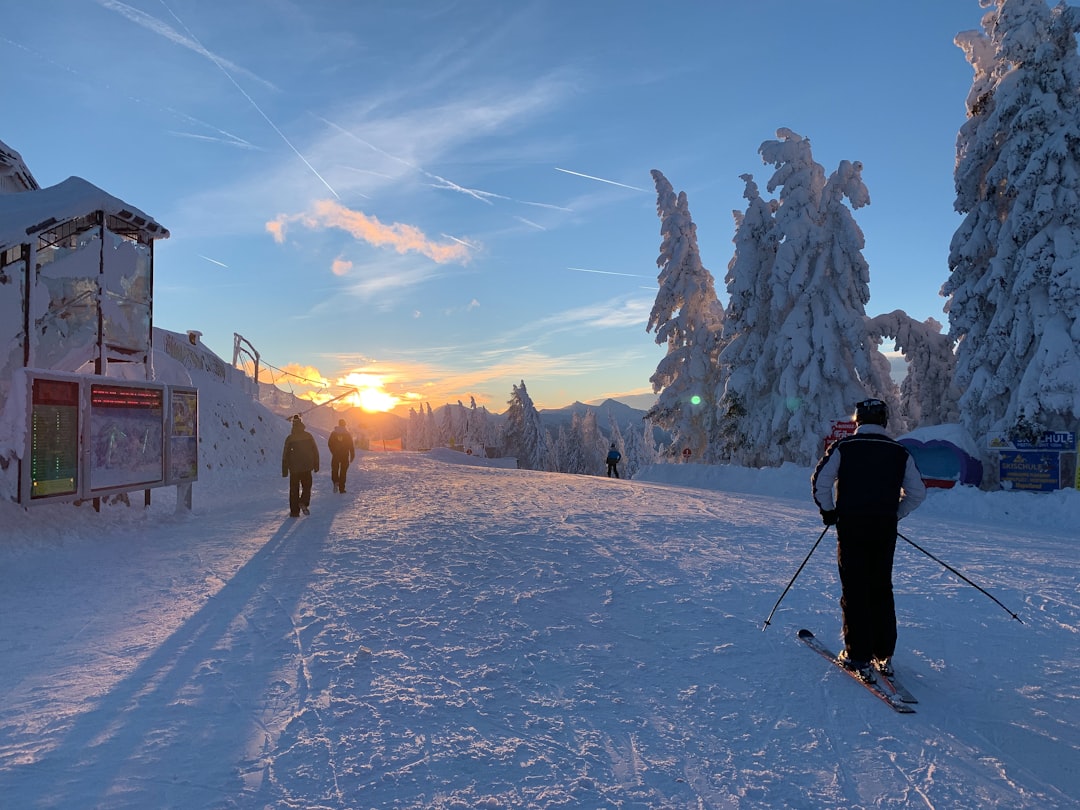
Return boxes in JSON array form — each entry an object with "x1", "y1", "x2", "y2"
[{"x1": 341, "y1": 372, "x2": 401, "y2": 413}]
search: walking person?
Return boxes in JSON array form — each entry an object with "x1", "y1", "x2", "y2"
[
  {"x1": 282, "y1": 415, "x2": 320, "y2": 516},
  {"x1": 328, "y1": 419, "x2": 356, "y2": 493},
  {"x1": 811, "y1": 399, "x2": 926, "y2": 683},
  {"x1": 605, "y1": 443, "x2": 622, "y2": 478}
]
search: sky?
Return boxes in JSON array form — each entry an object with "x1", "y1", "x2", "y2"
[
  {"x1": 0, "y1": 356, "x2": 1076, "y2": 807},
  {"x1": 1, "y1": 1, "x2": 987, "y2": 413}
]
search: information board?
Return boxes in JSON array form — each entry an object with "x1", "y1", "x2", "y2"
[
  {"x1": 999, "y1": 450, "x2": 1061, "y2": 492},
  {"x1": 168, "y1": 388, "x2": 198, "y2": 482},
  {"x1": 89, "y1": 383, "x2": 164, "y2": 492},
  {"x1": 30, "y1": 378, "x2": 80, "y2": 499}
]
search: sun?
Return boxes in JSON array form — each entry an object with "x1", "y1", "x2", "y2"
[
  {"x1": 356, "y1": 386, "x2": 398, "y2": 412},
  {"x1": 341, "y1": 372, "x2": 401, "y2": 413}
]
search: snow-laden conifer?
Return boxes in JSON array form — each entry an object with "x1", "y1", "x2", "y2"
[
  {"x1": 501, "y1": 380, "x2": 554, "y2": 471},
  {"x1": 645, "y1": 170, "x2": 726, "y2": 462},
  {"x1": 723, "y1": 130, "x2": 897, "y2": 466},
  {"x1": 717, "y1": 175, "x2": 779, "y2": 465},
  {"x1": 945, "y1": 0, "x2": 1080, "y2": 439},
  {"x1": 867, "y1": 312, "x2": 960, "y2": 428}
]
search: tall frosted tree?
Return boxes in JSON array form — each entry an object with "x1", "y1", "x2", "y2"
[
  {"x1": 722, "y1": 129, "x2": 898, "y2": 466},
  {"x1": 618, "y1": 417, "x2": 657, "y2": 479},
  {"x1": 945, "y1": 0, "x2": 1080, "y2": 440},
  {"x1": 645, "y1": 170, "x2": 726, "y2": 461},
  {"x1": 501, "y1": 380, "x2": 554, "y2": 471},
  {"x1": 717, "y1": 175, "x2": 779, "y2": 464},
  {"x1": 867, "y1": 312, "x2": 960, "y2": 428}
]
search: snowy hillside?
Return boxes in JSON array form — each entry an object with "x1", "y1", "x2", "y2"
[{"x1": 0, "y1": 365, "x2": 1077, "y2": 808}]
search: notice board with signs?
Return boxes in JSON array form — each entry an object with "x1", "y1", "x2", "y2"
[
  {"x1": 20, "y1": 370, "x2": 198, "y2": 505},
  {"x1": 989, "y1": 431, "x2": 1077, "y2": 492},
  {"x1": 30, "y1": 377, "x2": 81, "y2": 500}
]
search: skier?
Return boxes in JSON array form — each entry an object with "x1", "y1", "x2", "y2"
[
  {"x1": 328, "y1": 419, "x2": 356, "y2": 493},
  {"x1": 811, "y1": 399, "x2": 926, "y2": 683},
  {"x1": 605, "y1": 443, "x2": 622, "y2": 478},
  {"x1": 282, "y1": 415, "x2": 320, "y2": 516}
]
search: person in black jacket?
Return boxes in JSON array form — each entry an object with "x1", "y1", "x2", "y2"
[
  {"x1": 282, "y1": 415, "x2": 320, "y2": 516},
  {"x1": 811, "y1": 399, "x2": 926, "y2": 682},
  {"x1": 328, "y1": 419, "x2": 356, "y2": 493}
]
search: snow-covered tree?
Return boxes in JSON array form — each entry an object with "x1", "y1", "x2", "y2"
[
  {"x1": 575, "y1": 409, "x2": 608, "y2": 476},
  {"x1": 501, "y1": 380, "x2": 554, "y2": 471},
  {"x1": 720, "y1": 130, "x2": 898, "y2": 467},
  {"x1": 717, "y1": 174, "x2": 779, "y2": 464},
  {"x1": 461, "y1": 397, "x2": 495, "y2": 455},
  {"x1": 867, "y1": 312, "x2": 960, "y2": 429},
  {"x1": 945, "y1": 0, "x2": 1080, "y2": 440},
  {"x1": 645, "y1": 170, "x2": 727, "y2": 462},
  {"x1": 405, "y1": 403, "x2": 438, "y2": 450},
  {"x1": 618, "y1": 417, "x2": 657, "y2": 479}
]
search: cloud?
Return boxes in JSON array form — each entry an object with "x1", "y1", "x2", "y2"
[
  {"x1": 331, "y1": 257, "x2": 353, "y2": 276},
  {"x1": 267, "y1": 200, "x2": 473, "y2": 264},
  {"x1": 512, "y1": 296, "x2": 654, "y2": 338}
]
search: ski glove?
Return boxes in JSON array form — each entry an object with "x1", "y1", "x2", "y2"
[{"x1": 820, "y1": 509, "x2": 838, "y2": 526}]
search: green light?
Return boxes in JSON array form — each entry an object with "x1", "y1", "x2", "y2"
[{"x1": 690, "y1": 395, "x2": 702, "y2": 405}]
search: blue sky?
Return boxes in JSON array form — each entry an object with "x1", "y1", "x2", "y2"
[{"x1": 2, "y1": 1, "x2": 983, "y2": 413}]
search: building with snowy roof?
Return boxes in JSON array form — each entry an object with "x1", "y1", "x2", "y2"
[{"x1": 0, "y1": 139, "x2": 188, "y2": 505}]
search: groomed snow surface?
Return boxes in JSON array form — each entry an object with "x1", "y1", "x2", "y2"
[{"x1": 0, "y1": 400, "x2": 1077, "y2": 808}]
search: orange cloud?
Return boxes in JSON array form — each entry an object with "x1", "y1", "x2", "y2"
[
  {"x1": 267, "y1": 200, "x2": 472, "y2": 264},
  {"x1": 331, "y1": 256, "x2": 353, "y2": 276}
]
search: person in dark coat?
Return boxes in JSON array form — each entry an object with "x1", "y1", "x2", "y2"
[
  {"x1": 811, "y1": 399, "x2": 926, "y2": 683},
  {"x1": 605, "y1": 443, "x2": 622, "y2": 478},
  {"x1": 282, "y1": 415, "x2": 319, "y2": 516},
  {"x1": 328, "y1": 419, "x2": 356, "y2": 493}
]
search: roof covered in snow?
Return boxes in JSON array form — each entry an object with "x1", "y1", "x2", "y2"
[
  {"x1": 0, "y1": 138, "x2": 39, "y2": 194},
  {"x1": 0, "y1": 175, "x2": 169, "y2": 251}
]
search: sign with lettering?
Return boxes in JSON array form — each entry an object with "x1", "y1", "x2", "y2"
[
  {"x1": 988, "y1": 431, "x2": 1076, "y2": 451},
  {"x1": 824, "y1": 420, "x2": 857, "y2": 452},
  {"x1": 999, "y1": 451, "x2": 1061, "y2": 492}
]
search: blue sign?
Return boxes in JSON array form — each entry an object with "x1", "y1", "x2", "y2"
[
  {"x1": 990, "y1": 431, "x2": 1076, "y2": 451},
  {"x1": 999, "y1": 451, "x2": 1061, "y2": 492}
]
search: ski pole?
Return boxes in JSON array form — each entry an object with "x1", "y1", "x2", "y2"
[
  {"x1": 762, "y1": 525, "x2": 830, "y2": 631},
  {"x1": 897, "y1": 531, "x2": 1023, "y2": 624}
]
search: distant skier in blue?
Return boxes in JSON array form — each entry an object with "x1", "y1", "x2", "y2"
[
  {"x1": 811, "y1": 399, "x2": 926, "y2": 683},
  {"x1": 606, "y1": 443, "x2": 622, "y2": 478}
]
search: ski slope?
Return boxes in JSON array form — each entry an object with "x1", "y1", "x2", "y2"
[{"x1": 0, "y1": 440, "x2": 1076, "y2": 808}]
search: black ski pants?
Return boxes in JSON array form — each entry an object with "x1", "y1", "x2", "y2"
[
  {"x1": 606, "y1": 462, "x2": 619, "y2": 478},
  {"x1": 836, "y1": 514, "x2": 898, "y2": 662},
  {"x1": 331, "y1": 453, "x2": 351, "y2": 491},
  {"x1": 288, "y1": 470, "x2": 312, "y2": 515}
]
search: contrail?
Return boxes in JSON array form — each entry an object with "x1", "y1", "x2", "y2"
[
  {"x1": 555, "y1": 167, "x2": 647, "y2": 192},
  {"x1": 322, "y1": 116, "x2": 573, "y2": 212},
  {"x1": 441, "y1": 233, "x2": 480, "y2": 249},
  {"x1": 515, "y1": 217, "x2": 546, "y2": 231},
  {"x1": 198, "y1": 254, "x2": 228, "y2": 268},
  {"x1": 569, "y1": 266, "x2": 650, "y2": 278},
  {"x1": 98, "y1": 0, "x2": 276, "y2": 90},
  {"x1": 153, "y1": 0, "x2": 339, "y2": 198}
]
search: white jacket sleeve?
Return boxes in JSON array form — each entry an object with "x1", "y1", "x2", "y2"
[{"x1": 897, "y1": 455, "x2": 927, "y2": 520}]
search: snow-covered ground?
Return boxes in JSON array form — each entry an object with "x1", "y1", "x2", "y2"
[{"x1": 0, "y1": 374, "x2": 1077, "y2": 808}]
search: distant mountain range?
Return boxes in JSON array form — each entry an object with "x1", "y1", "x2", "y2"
[
  {"x1": 536, "y1": 398, "x2": 650, "y2": 435},
  {"x1": 345, "y1": 397, "x2": 657, "y2": 442}
]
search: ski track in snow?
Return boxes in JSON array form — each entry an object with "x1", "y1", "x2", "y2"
[{"x1": 0, "y1": 451, "x2": 1076, "y2": 809}]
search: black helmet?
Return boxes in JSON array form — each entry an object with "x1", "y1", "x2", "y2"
[{"x1": 854, "y1": 398, "x2": 888, "y2": 427}]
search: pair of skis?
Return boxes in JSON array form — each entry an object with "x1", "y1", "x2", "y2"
[{"x1": 798, "y1": 629, "x2": 918, "y2": 713}]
